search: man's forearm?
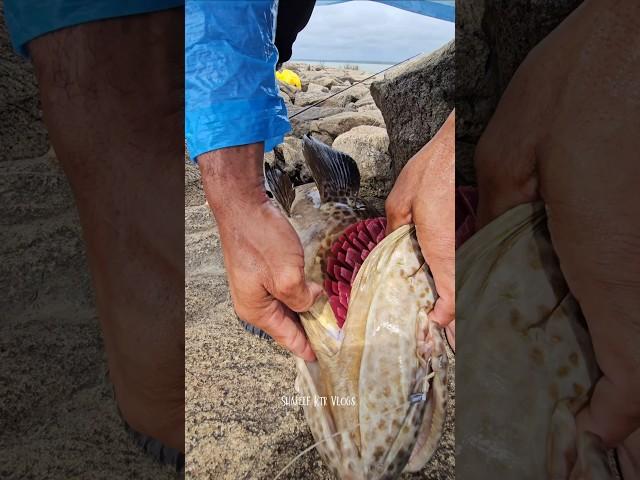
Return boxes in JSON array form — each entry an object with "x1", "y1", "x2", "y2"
[{"x1": 197, "y1": 143, "x2": 269, "y2": 218}]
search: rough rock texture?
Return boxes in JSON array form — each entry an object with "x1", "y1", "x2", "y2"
[
  {"x1": 294, "y1": 90, "x2": 327, "y2": 107},
  {"x1": 332, "y1": 126, "x2": 392, "y2": 198},
  {"x1": 289, "y1": 106, "x2": 345, "y2": 138},
  {"x1": 308, "y1": 111, "x2": 385, "y2": 141},
  {"x1": 355, "y1": 95, "x2": 376, "y2": 109},
  {"x1": 345, "y1": 102, "x2": 358, "y2": 112},
  {"x1": 336, "y1": 83, "x2": 371, "y2": 101},
  {"x1": 371, "y1": 41, "x2": 455, "y2": 181},
  {"x1": 295, "y1": 82, "x2": 372, "y2": 109},
  {"x1": 456, "y1": 0, "x2": 584, "y2": 184},
  {"x1": 0, "y1": 16, "x2": 176, "y2": 479},
  {"x1": 306, "y1": 82, "x2": 329, "y2": 94},
  {"x1": 311, "y1": 76, "x2": 336, "y2": 89}
]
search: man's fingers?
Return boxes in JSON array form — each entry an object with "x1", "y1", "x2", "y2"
[
  {"x1": 273, "y1": 270, "x2": 323, "y2": 313},
  {"x1": 576, "y1": 374, "x2": 640, "y2": 448},
  {"x1": 262, "y1": 303, "x2": 316, "y2": 362},
  {"x1": 416, "y1": 223, "x2": 455, "y2": 329},
  {"x1": 385, "y1": 192, "x2": 412, "y2": 235},
  {"x1": 445, "y1": 320, "x2": 456, "y2": 352},
  {"x1": 386, "y1": 207, "x2": 411, "y2": 235},
  {"x1": 428, "y1": 294, "x2": 455, "y2": 329}
]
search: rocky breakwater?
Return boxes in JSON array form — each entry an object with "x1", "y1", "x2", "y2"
[{"x1": 269, "y1": 63, "x2": 392, "y2": 201}]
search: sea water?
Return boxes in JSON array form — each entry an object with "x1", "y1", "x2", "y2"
[{"x1": 290, "y1": 60, "x2": 395, "y2": 74}]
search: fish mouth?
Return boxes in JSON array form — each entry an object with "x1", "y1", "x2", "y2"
[{"x1": 323, "y1": 217, "x2": 387, "y2": 328}]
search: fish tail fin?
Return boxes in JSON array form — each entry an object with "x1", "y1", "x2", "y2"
[
  {"x1": 264, "y1": 161, "x2": 295, "y2": 216},
  {"x1": 302, "y1": 133, "x2": 360, "y2": 203}
]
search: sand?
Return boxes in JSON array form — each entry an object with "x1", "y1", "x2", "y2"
[{"x1": 0, "y1": 12, "x2": 178, "y2": 480}]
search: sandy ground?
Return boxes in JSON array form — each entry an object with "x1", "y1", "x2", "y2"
[
  {"x1": 0, "y1": 10, "x2": 178, "y2": 479},
  {"x1": 184, "y1": 147, "x2": 455, "y2": 480}
]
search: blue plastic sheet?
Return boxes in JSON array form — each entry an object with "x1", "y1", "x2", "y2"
[
  {"x1": 4, "y1": 0, "x2": 184, "y2": 57},
  {"x1": 316, "y1": 0, "x2": 454, "y2": 22},
  {"x1": 185, "y1": 0, "x2": 290, "y2": 159}
]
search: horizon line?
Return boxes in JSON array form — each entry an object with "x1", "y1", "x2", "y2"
[{"x1": 289, "y1": 58, "x2": 398, "y2": 65}]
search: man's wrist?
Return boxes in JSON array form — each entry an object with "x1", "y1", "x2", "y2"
[{"x1": 197, "y1": 143, "x2": 269, "y2": 213}]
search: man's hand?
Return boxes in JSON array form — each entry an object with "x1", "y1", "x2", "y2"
[
  {"x1": 198, "y1": 143, "x2": 322, "y2": 362},
  {"x1": 386, "y1": 110, "x2": 455, "y2": 349},
  {"x1": 474, "y1": 0, "x2": 640, "y2": 467}
]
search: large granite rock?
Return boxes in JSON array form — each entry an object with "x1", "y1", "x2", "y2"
[
  {"x1": 354, "y1": 95, "x2": 375, "y2": 109},
  {"x1": 312, "y1": 76, "x2": 338, "y2": 89},
  {"x1": 308, "y1": 111, "x2": 385, "y2": 142},
  {"x1": 294, "y1": 90, "x2": 326, "y2": 107},
  {"x1": 332, "y1": 125, "x2": 392, "y2": 199},
  {"x1": 288, "y1": 106, "x2": 345, "y2": 138},
  {"x1": 371, "y1": 40, "x2": 455, "y2": 181},
  {"x1": 456, "y1": 0, "x2": 584, "y2": 184},
  {"x1": 306, "y1": 82, "x2": 329, "y2": 94}
]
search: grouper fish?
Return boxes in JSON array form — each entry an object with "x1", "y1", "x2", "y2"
[{"x1": 265, "y1": 134, "x2": 449, "y2": 479}]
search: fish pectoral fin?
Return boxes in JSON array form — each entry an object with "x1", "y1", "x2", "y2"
[
  {"x1": 301, "y1": 298, "x2": 343, "y2": 357},
  {"x1": 302, "y1": 133, "x2": 360, "y2": 203},
  {"x1": 264, "y1": 161, "x2": 295, "y2": 216},
  {"x1": 405, "y1": 319, "x2": 449, "y2": 472}
]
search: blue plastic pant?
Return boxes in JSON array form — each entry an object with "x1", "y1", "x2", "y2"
[{"x1": 185, "y1": 0, "x2": 290, "y2": 159}]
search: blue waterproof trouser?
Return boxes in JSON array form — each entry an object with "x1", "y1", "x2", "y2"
[{"x1": 185, "y1": 0, "x2": 290, "y2": 158}]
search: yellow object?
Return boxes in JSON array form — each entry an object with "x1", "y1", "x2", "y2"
[{"x1": 276, "y1": 69, "x2": 301, "y2": 89}]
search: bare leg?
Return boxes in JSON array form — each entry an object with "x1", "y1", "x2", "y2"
[{"x1": 28, "y1": 10, "x2": 184, "y2": 452}]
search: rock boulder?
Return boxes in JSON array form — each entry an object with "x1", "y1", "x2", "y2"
[
  {"x1": 308, "y1": 111, "x2": 385, "y2": 142},
  {"x1": 289, "y1": 106, "x2": 345, "y2": 138},
  {"x1": 371, "y1": 40, "x2": 455, "y2": 181}
]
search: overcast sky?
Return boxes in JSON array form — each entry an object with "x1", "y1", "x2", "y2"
[{"x1": 290, "y1": 2, "x2": 454, "y2": 63}]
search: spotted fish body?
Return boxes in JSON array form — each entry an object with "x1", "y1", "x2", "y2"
[
  {"x1": 266, "y1": 135, "x2": 448, "y2": 479},
  {"x1": 456, "y1": 202, "x2": 615, "y2": 479}
]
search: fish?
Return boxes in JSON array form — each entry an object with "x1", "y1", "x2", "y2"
[
  {"x1": 456, "y1": 201, "x2": 616, "y2": 479},
  {"x1": 266, "y1": 134, "x2": 449, "y2": 479}
]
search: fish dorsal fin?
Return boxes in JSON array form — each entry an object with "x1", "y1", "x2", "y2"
[
  {"x1": 273, "y1": 145, "x2": 286, "y2": 166},
  {"x1": 302, "y1": 133, "x2": 360, "y2": 203},
  {"x1": 264, "y1": 162, "x2": 295, "y2": 216}
]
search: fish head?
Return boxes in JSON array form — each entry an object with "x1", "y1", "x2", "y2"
[{"x1": 294, "y1": 222, "x2": 448, "y2": 479}]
